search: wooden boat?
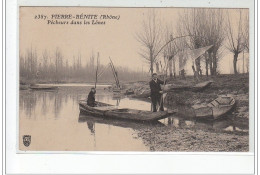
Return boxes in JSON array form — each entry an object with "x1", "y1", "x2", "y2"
[
  {"x1": 20, "y1": 84, "x2": 29, "y2": 90},
  {"x1": 184, "y1": 96, "x2": 236, "y2": 120},
  {"x1": 113, "y1": 88, "x2": 121, "y2": 93},
  {"x1": 30, "y1": 85, "x2": 58, "y2": 90},
  {"x1": 206, "y1": 95, "x2": 235, "y2": 118},
  {"x1": 124, "y1": 89, "x2": 135, "y2": 95},
  {"x1": 79, "y1": 100, "x2": 174, "y2": 121},
  {"x1": 164, "y1": 80, "x2": 213, "y2": 92},
  {"x1": 131, "y1": 81, "x2": 213, "y2": 99},
  {"x1": 131, "y1": 89, "x2": 150, "y2": 98},
  {"x1": 191, "y1": 81, "x2": 213, "y2": 92},
  {"x1": 164, "y1": 84, "x2": 191, "y2": 91}
]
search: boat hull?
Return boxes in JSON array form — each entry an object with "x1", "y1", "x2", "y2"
[
  {"x1": 79, "y1": 100, "x2": 173, "y2": 121},
  {"x1": 30, "y1": 86, "x2": 58, "y2": 90},
  {"x1": 164, "y1": 81, "x2": 213, "y2": 92},
  {"x1": 175, "y1": 96, "x2": 236, "y2": 120}
]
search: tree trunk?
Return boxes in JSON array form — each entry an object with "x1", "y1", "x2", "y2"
[
  {"x1": 208, "y1": 52, "x2": 213, "y2": 75},
  {"x1": 242, "y1": 51, "x2": 245, "y2": 73},
  {"x1": 150, "y1": 62, "x2": 154, "y2": 75},
  {"x1": 156, "y1": 62, "x2": 160, "y2": 73},
  {"x1": 195, "y1": 57, "x2": 201, "y2": 76},
  {"x1": 205, "y1": 52, "x2": 209, "y2": 77},
  {"x1": 233, "y1": 53, "x2": 238, "y2": 74},
  {"x1": 150, "y1": 50, "x2": 154, "y2": 75},
  {"x1": 212, "y1": 52, "x2": 217, "y2": 75},
  {"x1": 169, "y1": 58, "x2": 173, "y2": 77},
  {"x1": 173, "y1": 59, "x2": 176, "y2": 78},
  {"x1": 205, "y1": 59, "x2": 208, "y2": 77}
]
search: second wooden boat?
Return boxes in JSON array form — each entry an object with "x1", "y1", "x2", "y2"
[
  {"x1": 176, "y1": 95, "x2": 236, "y2": 120},
  {"x1": 164, "y1": 80, "x2": 213, "y2": 92},
  {"x1": 30, "y1": 85, "x2": 58, "y2": 90}
]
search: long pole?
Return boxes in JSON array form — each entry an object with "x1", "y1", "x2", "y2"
[
  {"x1": 109, "y1": 63, "x2": 118, "y2": 86},
  {"x1": 159, "y1": 58, "x2": 170, "y2": 109},
  {"x1": 109, "y1": 57, "x2": 120, "y2": 88},
  {"x1": 94, "y1": 52, "x2": 99, "y2": 89},
  {"x1": 151, "y1": 35, "x2": 192, "y2": 111}
]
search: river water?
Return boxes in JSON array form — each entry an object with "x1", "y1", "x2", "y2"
[{"x1": 19, "y1": 84, "x2": 248, "y2": 151}]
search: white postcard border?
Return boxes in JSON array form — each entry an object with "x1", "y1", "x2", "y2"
[{"x1": 5, "y1": 0, "x2": 256, "y2": 174}]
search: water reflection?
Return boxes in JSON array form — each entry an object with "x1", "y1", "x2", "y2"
[
  {"x1": 20, "y1": 90, "x2": 75, "y2": 119},
  {"x1": 19, "y1": 85, "x2": 248, "y2": 151},
  {"x1": 78, "y1": 114, "x2": 166, "y2": 152},
  {"x1": 19, "y1": 86, "x2": 154, "y2": 151},
  {"x1": 86, "y1": 120, "x2": 95, "y2": 134},
  {"x1": 78, "y1": 114, "x2": 165, "y2": 131}
]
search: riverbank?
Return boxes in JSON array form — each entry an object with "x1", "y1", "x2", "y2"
[
  {"x1": 131, "y1": 74, "x2": 249, "y2": 151},
  {"x1": 20, "y1": 74, "x2": 250, "y2": 151},
  {"x1": 165, "y1": 74, "x2": 249, "y2": 119},
  {"x1": 136, "y1": 125, "x2": 249, "y2": 151}
]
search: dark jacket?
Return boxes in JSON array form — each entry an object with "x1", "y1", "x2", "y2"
[
  {"x1": 87, "y1": 91, "x2": 96, "y2": 107},
  {"x1": 149, "y1": 79, "x2": 164, "y2": 97}
]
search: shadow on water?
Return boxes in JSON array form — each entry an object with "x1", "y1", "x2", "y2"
[
  {"x1": 78, "y1": 113, "x2": 166, "y2": 151},
  {"x1": 160, "y1": 114, "x2": 249, "y2": 134},
  {"x1": 78, "y1": 113, "x2": 165, "y2": 133}
]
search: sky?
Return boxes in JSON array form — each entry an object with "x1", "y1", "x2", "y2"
[{"x1": 19, "y1": 7, "x2": 249, "y2": 74}]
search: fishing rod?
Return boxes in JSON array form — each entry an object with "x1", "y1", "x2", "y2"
[
  {"x1": 97, "y1": 63, "x2": 110, "y2": 78},
  {"x1": 153, "y1": 35, "x2": 192, "y2": 62},
  {"x1": 94, "y1": 52, "x2": 99, "y2": 89}
]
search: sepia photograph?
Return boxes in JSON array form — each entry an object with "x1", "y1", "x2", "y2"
[{"x1": 19, "y1": 7, "x2": 250, "y2": 152}]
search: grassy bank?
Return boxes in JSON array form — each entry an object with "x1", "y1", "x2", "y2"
[{"x1": 165, "y1": 73, "x2": 249, "y2": 119}]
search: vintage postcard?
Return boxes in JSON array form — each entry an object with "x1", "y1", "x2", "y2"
[{"x1": 19, "y1": 6, "x2": 250, "y2": 152}]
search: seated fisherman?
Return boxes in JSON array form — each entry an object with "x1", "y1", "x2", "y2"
[
  {"x1": 87, "y1": 87, "x2": 96, "y2": 107},
  {"x1": 149, "y1": 73, "x2": 165, "y2": 112}
]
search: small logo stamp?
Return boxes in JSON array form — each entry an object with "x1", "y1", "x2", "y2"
[{"x1": 23, "y1": 135, "x2": 31, "y2": 147}]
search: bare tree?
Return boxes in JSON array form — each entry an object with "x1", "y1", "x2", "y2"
[
  {"x1": 42, "y1": 50, "x2": 49, "y2": 79},
  {"x1": 243, "y1": 12, "x2": 249, "y2": 53},
  {"x1": 226, "y1": 10, "x2": 245, "y2": 74},
  {"x1": 55, "y1": 47, "x2": 63, "y2": 81},
  {"x1": 178, "y1": 9, "x2": 225, "y2": 76},
  {"x1": 136, "y1": 10, "x2": 163, "y2": 75},
  {"x1": 242, "y1": 11, "x2": 249, "y2": 74},
  {"x1": 20, "y1": 46, "x2": 149, "y2": 83},
  {"x1": 162, "y1": 25, "x2": 180, "y2": 78}
]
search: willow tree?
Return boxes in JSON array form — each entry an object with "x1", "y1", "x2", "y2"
[
  {"x1": 178, "y1": 9, "x2": 225, "y2": 76},
  {"x1": 226, "y1": 10, "x2": 245, "y2": 74},
  {"x1": 243, "y1": 12, "x2": 249, "y2": 53},
  {"x1": 135, "y1": 10, "x2": 163, "y2": 75},
  {"x1": 243, "y1": 12, "x2": 249, "y2": 72},
  {"x1": 162, "y1": 25, "x2": 180, "y2": 78}
]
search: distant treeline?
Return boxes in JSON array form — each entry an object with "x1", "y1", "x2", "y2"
[{"x1": 19, "y1": 47, "x2": 148, "y2": 84}]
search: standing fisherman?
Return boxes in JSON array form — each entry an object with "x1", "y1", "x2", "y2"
[{"x1": 149, "y1": 73, "x2": 165, "y2": 112}]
